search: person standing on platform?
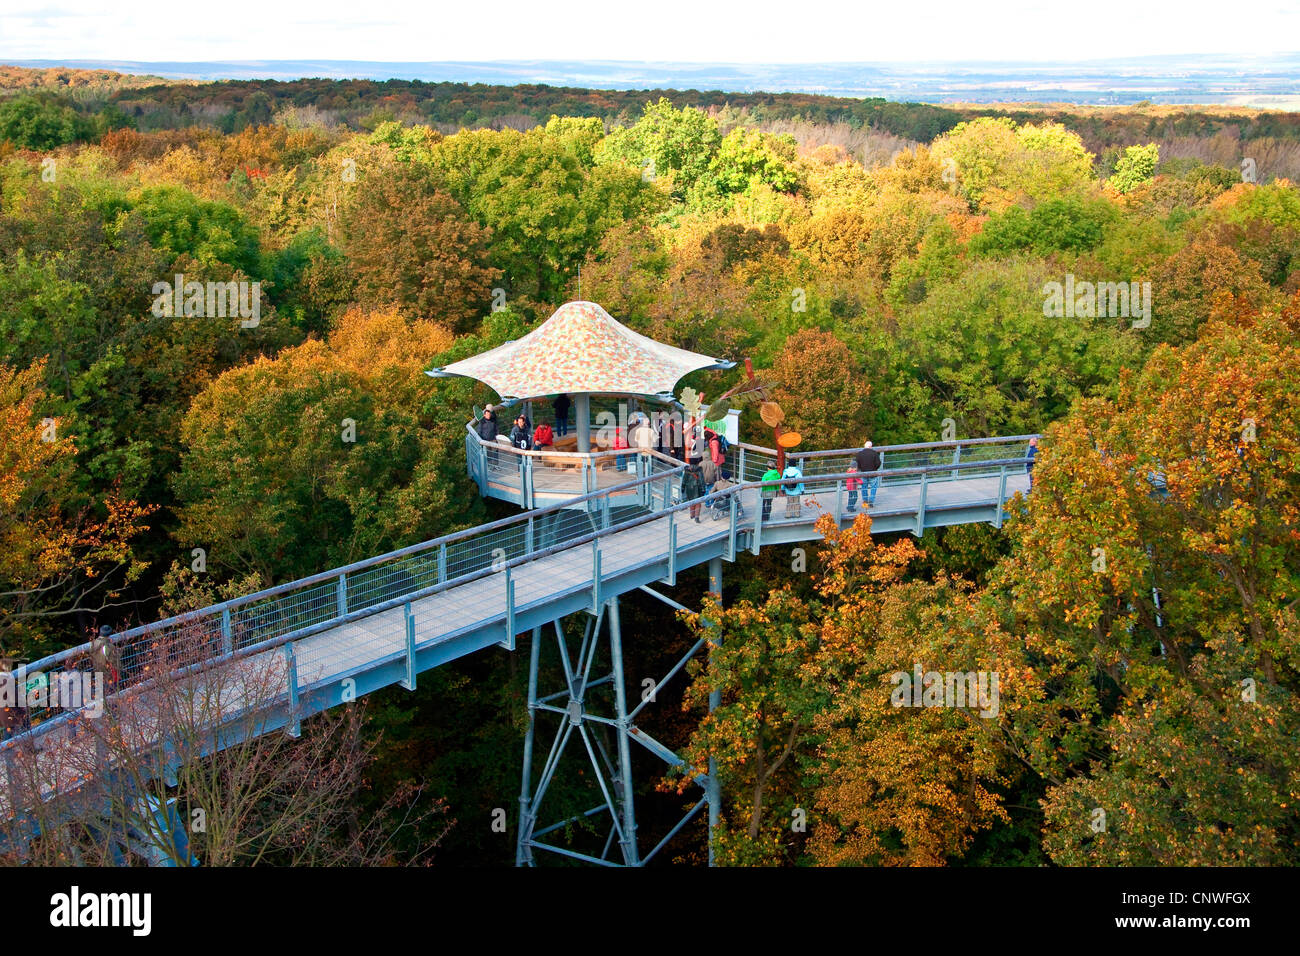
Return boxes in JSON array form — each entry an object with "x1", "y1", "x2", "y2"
[
  {"x1": 476, "y1": 405, "x2": 498, "y2": 442},
  {"x1": 681, "y1": 459, "x2": 707, "y2": 521},
  {"x1": 1026, "y1": 437, "x2": 1039, "y2": 490},
  {"x1": 781, "y1": 459, "x2": 804, "y2": 519},
  {"x1": 552, "y1": 394, "x2": 572, "y2": 437},
  {"x1": 854, "y1": 440, "x2": 882, "y2": 507},
  {"x1": 760, "y1": 466, "x2": 781, "y2": 521}
]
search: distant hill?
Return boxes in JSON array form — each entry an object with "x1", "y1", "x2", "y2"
[
  {"x1": 6, "y1": 55, "x2": 1300, "y2": 108},
  {"x1": 0, "y1": 64, "x2": 169, "y2": 92}
]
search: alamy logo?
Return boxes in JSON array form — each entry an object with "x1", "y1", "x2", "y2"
[
  {"x1": 1, "y1": 670, "x2": 104, "y2": 718},
  {"x1": 890, "y1": 664, "x2": 1000, "y2": 718},
  {"x1": 49, "y1": 886, "x2": 151, "y2": 936},
  {"x1": 151, "y1": 273, "x2": 261, "y2": 328},
  {"x1": 1042, "y1": 274, "x2": 1151, "y2": 329}
]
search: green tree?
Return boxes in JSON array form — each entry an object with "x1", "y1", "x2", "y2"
[
  {"x1": 340, "y1": 161, "x2": 498, "y2": 332},
  {"x1": 0, "y1": 95, "x2": 87, "y2": 150},
  {"x1": 595, "y1": 98, "x2": 722, "y2": 199},
  {"x1": 1109, "y1": 143, "x2": 1160, "y2": 194}
]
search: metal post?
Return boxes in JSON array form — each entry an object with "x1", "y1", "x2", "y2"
[
  {"x1": 706, "y1": 556, "x2": 723, "y2": 866},
  {"x1": 995, "y1": 466, "x2": 1007, "y2": 529},
  {"x1": 336, "y1": 573, "x2": 347, "y2": 620},
  {"x1": 284, "y1": 643, "x2": 300, "y2": 738},
  {"x1": 576, "y1": 393, "x2": 591, "y2": 453},
  {"x1": 952, "y1": 442, "x2": 961, "y2": 479},
  {"x1": 517, "y1": 625, "x2": 542, "y2": 866},
  {"x1": 738, "y1": 445, "x2": 746, "y2": 482},
  {"x1": 607, "y1": 597, "x2": 639, "y2": 865},
  {"x1": 401, "y1": 603, "x2": 416, "y2": 691},
  {"x1": 916, "y1": 471, "x2": 928, "y2": 538},
  {"x1": 438, "y1": 543, "x2": 447, "y2": 585},
  {"x1": 220, "y1": 608, "x2": 232, "y2": 656},
  {"x1": 727, "y1": 491, "x2": 738, "y2": 562},
  {"x1": 525, "y1": 516, "x2": 534, "y2": 556},
  {"x1": 503, "y1": 569, "x2": 516, "y2": 650},
  {"x1": 666, "y1": 513, "x2": 677, "y2": 586}
]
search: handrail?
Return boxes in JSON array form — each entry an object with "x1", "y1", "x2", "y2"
[
  {"x1": 4, "y1": 430, "x2": 1035, "y2": 743},
  {"x1": 1, "y1": 444, "x2": 1034, "y2": 755}
]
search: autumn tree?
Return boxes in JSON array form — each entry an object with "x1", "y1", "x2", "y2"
[
  {"x1": 0, "y1": 362, "x2": 154, "y2": 662},
  {"x1": 171, "y1": 308, "x2": 473, "y2": 584},
  {"x1": 341, "y1": 161, "x2": 498, "y2": 332},
  {"x1": 932, "y1": 117, "x2": 1097, "y2": 213},
  {"x1": 770, "y1": 328, "x2": 872, "y2": 449},
  {"x1": 997, "y1": 300, "x2": 1300, "y2": 864}
]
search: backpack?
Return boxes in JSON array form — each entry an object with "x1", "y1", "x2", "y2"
[
  {"x1": 783, "y1": 466, "x2": 801, "y2": 495},
  {"x1": 715, "y1": 433, "x2": 730, "y2": 456}
]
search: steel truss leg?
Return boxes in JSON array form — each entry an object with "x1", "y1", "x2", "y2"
[
  {"x1": 607, "y1": 597, "x2": 640, "y2": 864},
  {"x1": 706, "y1": 556, "x2": 723, "y2": 867},
  {"x1": 516, "y1": 625, "x2": 542, "y2": 866},
  {"x1": 516, "y1": 590, "x2": 715, "y2": 866}
]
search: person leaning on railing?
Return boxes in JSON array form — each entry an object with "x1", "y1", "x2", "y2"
[
  {"x1": 476, "y1": 405, "x2": 498, "y2": 442},
  {"x1": 760, "y1": 466, "x2": 781, "y2": 522},
  {"x1": 781, "y1": 460, "x2": 805, "y2": 519},
  {"x1": 476, "y1": 405, "x2": 500, "y2": 472}
]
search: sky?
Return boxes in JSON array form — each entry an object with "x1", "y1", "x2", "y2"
[{"x1": 2, "y1": 0, "x2": 1298, "y2": 64}]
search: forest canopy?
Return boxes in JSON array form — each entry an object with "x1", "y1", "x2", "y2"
[{"x1": 1, "y1": 70, "x2": 1297, "y2": 866}]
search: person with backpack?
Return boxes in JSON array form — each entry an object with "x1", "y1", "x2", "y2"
[
  {"x1": 846, "y1": 462, "x2": 863, "y2": 514},
  {"x1": 854, "y1": 440, "x2": 882, "y2": 507},
  {"x1": 782, "y1": 459, "x2": 804, "y2": 519},
  {"x1": 703, "y1": 427, "x2": 726, "y2": 468},
  {"x1": 700, "y1": 453, "x2": 720, "y2": 491},
  {"x1": 90, "y1": 625, "x2": 121, "y2": 693},
  {"x1": 681, "y1": 459, "x2": 707, "y2": 521},
  {"x1": 552, "y1": 394, "x2": 572, "y2": 436},
  {"x1": 760, "y1": 466, "x2": 781, "y2": 522}
]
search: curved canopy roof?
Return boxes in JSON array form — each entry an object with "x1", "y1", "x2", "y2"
[{"x1": 426, "y1": 301, "x2": 732, "y2": 400}]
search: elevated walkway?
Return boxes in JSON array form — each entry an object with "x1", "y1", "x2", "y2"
[{"x1": 1, "y1": 434, "x2": 1036, "y2": 831}]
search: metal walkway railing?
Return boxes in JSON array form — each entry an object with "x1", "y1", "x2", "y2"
[{"x1": 1, "y1": 434, "x2": 1037, "y2": 794}]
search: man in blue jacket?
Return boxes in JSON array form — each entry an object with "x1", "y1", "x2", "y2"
[{"x1": 781, "y1": 460, "x2": 804, "y2": 519}]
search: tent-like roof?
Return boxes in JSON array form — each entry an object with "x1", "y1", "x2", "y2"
[{"x1": 426, "y1": 301, "x2": 732, "y2": 400}]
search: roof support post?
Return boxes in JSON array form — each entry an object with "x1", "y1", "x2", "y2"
[{"x1": 576, "y1": 393, "x2": 591, "y2": 454}]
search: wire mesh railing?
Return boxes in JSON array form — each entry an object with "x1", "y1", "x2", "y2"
[{"x1": 3, "y1": 430, "x2": 1037, "y2": 747}]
